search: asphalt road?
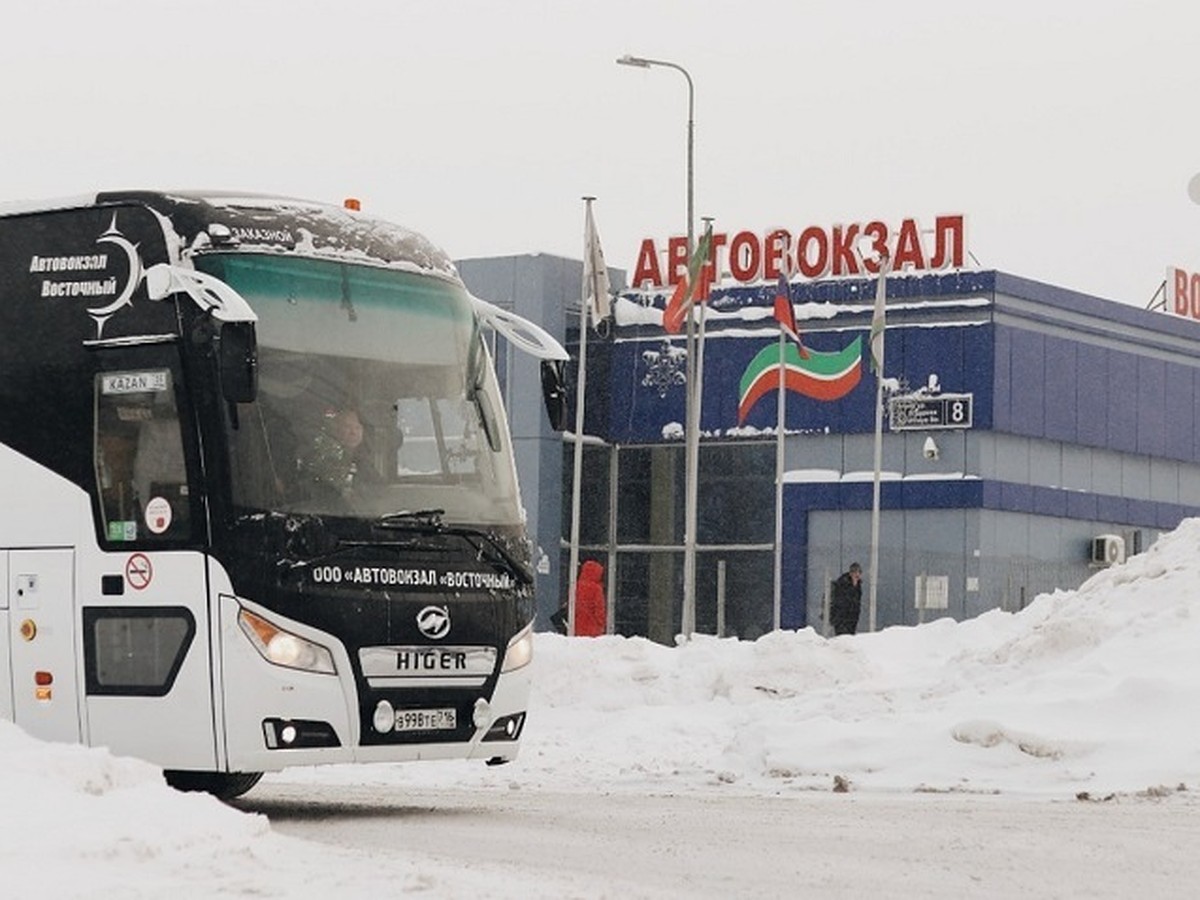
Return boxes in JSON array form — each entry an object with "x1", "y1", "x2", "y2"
[{"x1": 236, "y1": 780, "x2": 1200, "y2": 899}]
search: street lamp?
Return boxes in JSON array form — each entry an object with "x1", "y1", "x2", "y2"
[{"x1": 617, "y1": 53, "x2": 701, "y2": 636}]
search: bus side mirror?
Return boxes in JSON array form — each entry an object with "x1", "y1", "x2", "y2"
[
  {"x1": 540, "y1": 360, "x2": 568, "y2": 432},
  {"x1": 219, "y1": 321, "x2": 258, "y2": 404}
]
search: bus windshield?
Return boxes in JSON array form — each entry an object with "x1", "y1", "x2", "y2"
[{"x1": 194, "y1": 254, "x2": 521, "y2": 526}]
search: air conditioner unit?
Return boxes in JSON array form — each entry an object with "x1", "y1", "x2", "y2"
[{"x1": 1090, "y1": 534, "x2": 1126, "y2": 567}]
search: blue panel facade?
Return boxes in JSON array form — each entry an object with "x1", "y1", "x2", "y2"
[
  {"x1": 1008, "y1": 330, "x2": 1046, "y2": 437},
  {"x1": 1137, "y1": 357, "x2": 1167, "y2": 458},
  {"x1": 963, "y1": 327, "x2": 995, "y2": 430},
  {"x1": 1074, "y1": 342, "x2": 1109, "y2": 447},
  {"x1": 611, "y1": 270, "x2": 1200, "y2": 632},
  {"x1": 1042, "y1": 336, "x2": 1077, "y2": 443},
  {"x1": 1165, "y1": 362, "x2": 1194, "y2": 460},
  {"x1": 459, "y1": 253, "x2": 1200, "y2": 637},
  {"x1": 610, "y1": 324, "x2": 994, "y2": 443},
  {"x1": 994, "y1": 319, "x2": 1200, "y2": 465},
  {"x1": 1107, "y1": 351, "x2": 1140, "y2": 455},
  {"x1": 1194, "y1": 368, "x2": 1200, "y2": 461}
]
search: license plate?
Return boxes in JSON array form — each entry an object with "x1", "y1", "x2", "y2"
[{"x1": 394, "y1": 707, "x2": 457, "y2": 732}]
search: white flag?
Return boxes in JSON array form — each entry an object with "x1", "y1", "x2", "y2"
[{"x1": 583, "y1": 202, "x2": 612, "y2": 329}]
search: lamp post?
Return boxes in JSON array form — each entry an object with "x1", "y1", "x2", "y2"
[{"x1": 617, "y1": 53, "x2": 700, "y2": 635}]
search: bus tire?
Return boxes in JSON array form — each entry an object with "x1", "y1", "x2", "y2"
[{"x1": 163, "y1": 770, "x2": 264, "y2": 800}]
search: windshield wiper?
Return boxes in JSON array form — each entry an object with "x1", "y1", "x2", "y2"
[
  {"x1": 443, "y1": 524, "x2": 533, "y2": 586},
  {"x1": 375, "y1": 508, "x2": 447, "y2": 531},
  {"x1": 374, "y1": 509, "x2": 532, "y2": 585},
  {"x1": 277, "y1": 540, "x2": 353, "y2": 573}
]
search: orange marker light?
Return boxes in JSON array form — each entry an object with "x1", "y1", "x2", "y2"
[
  {"x1": 35, "y1": 687, "x2": 52, "y2": 701},
  {"x1": 344, "y1": 197, "x2": 361, "y2": 211},
  {"x1": 19, "y1": 619, "x2": 36, "y2": 641}
]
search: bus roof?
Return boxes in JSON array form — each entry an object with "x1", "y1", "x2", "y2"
[{"x1": 0, "y1": 189, "x2": 461, "y2": 282}]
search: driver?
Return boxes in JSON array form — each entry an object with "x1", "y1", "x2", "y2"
[{"x1": 298, "y1": 407, "x2": 379, "y2": 501}]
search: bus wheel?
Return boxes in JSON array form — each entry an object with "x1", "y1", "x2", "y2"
[{"x1": 163, "y1": 770, "x2": 264, "y2": 800}]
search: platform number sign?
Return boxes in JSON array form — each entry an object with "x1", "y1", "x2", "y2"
[{"x1": 888, "y1": 393, "x2": 974, "y2": 431}]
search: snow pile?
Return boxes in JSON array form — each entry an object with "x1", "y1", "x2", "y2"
[
  {"x1": 0, "y1": 722, "x2": 507, "y2": 898},
  {"x1": 403, "y1": 517, "x2": 1200, "y2": 798}
]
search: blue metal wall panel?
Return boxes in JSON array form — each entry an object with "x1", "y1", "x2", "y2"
[
  {"x1": 1096, "y1": 494, "x2": 1128, "y2": 522},
  {"x1": 1136, "y1": 357, "x2": 1167, "y2": 458},
  {"x1": 1165, "y1": 361, "x2": 1195, "y2": 460},
  {"x1": 995, "y1": 272, "x2": 1200, "y2": 343},
  {"x1": 1195, "y1": 367, "x2": 1200, "y2": 461},
  {"x1": 1075, "y1": 342, "x2": 1109, "y2": 446},
  {"x1": 1000, "y1": 482, "x2": 1034, "y2": 511},
  {"x1": 982, "y1": 481, "x2": 1003, "y2": 507},
  {"x1": 1126, "y1": 498, "x2": 1157, "y2": 527},
  {"x1": 964, "y1": 326, "x2": 995, "y2": 430},
  {"x1": 1008, "y1": 330, "x2": 1046, "y2": 437},
  {"x1": 901, "y1": 480, "x2": 982, "y2": 508},
  {"x1": 992, "y1": 326, "x2": 1012, "y2": 432},
  {"x1": 1042, "y1": 335, "x2": 1078, "y2": 443},
  {"x1": 901, "y1": 327, "x2": 965, "y2": 397},
  {"x1": 1106, "y1": 352, "x2": 1139, "y2": 454},
  {"x1": 1033, "y1": 485, "x2": 1068, "y2": 517},
  {"x1": 1066, "y1": 492, "x2": 1098, "y2": 520}
]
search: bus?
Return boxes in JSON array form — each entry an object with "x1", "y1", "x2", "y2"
[{"x1": 0, "y1": 190, "x2": 568, "y2": 798}]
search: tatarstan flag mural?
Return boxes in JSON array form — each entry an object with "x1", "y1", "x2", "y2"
[{"x1": 737, "y1": 336, "x2": 863, "y2": 424}]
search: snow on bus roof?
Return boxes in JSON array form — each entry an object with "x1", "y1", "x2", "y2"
[{"x1": 0, "y1": 190, "x2": 463, "y2": 282}]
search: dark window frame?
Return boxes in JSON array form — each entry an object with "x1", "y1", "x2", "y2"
[
  {"x1": 82, "y1": 606, "x2": 196, "y2": 696},
  {"x1": 91, "y1": 347, "x2": 205, "y2": 552}
]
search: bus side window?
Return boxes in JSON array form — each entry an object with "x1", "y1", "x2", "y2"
[
  {"x1": 97, "y1": 430, "x2": 138, "y2": 523},
  {"x1": 94, "y1": 369, "x2": 191, "y2": 543}
]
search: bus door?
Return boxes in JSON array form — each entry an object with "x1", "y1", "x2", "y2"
[
  {"x1": 79, "y1": 552, "x2": 216, "y2": 769},
  {"x1": 6, "y1": 549, "x2": 81, "y2": 744},
  {"x1": 80, "y1": 358, "x2": 219, "y2": 770}
]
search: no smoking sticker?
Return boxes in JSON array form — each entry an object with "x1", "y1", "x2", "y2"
[{"x1": 125, "y1": 553, "x2": 153, "y2": 590}]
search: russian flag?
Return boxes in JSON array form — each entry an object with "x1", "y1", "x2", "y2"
[{"x1": 773, "y1": 273, "x2": 809, "y2": 359}]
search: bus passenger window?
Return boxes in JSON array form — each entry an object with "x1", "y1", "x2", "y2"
[{"x1": 94, "y1": 369, "x2": 191, "y2": 543}]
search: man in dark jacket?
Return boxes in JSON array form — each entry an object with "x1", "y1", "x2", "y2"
[{"x1": 830, "y1": 562, "x2": 863, "y2": 636}]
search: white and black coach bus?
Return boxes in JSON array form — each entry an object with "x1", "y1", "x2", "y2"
[{"x1": 0, "y1": 191, "x2": 568, "y2": 798}]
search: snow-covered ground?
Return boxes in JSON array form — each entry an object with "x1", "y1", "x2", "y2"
[{"x1": 7, "y1": 519, "x2": 1200, "y2": 896}]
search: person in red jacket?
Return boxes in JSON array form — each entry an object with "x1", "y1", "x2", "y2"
[{"x1": 572, "y1": 559, "x2": 607, "y2": 637}]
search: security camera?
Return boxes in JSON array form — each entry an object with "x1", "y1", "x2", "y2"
[{"x1": 923, "y1": 436, "x2": 940, "y2": 460}]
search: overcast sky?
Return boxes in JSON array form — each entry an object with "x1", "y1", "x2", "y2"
[{"x1": 4, "y1": 1, "x2": 1196, "y2": 307}]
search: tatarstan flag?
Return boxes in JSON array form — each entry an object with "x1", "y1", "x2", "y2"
[
  {"x1": 737, "y1": 336, "x2": 863, "y2": 423},
  {"x1": 662, "y1": 224, "x2": 714, "y2": 334}
]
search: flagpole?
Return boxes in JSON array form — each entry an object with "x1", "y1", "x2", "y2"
[
  {"x1": 569, "y1": 196, "x2": 609, "y2": 636},
  {"x1": 683, "y1": 216, "x2": 714, "y2": 636},
  {"x1": 772, "y1": 327, "x2": 785, "y2": 631},
  {"x1": 867, "y1": 253, "x2": 891, "y2": 633}
]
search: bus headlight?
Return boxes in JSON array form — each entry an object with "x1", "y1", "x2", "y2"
[
  {"x1": 500, "y1": 623, "x2": 533, "y2": 673},
  {"x1": 238, "y1": 608, "x2": 336, "y2": 675}
]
